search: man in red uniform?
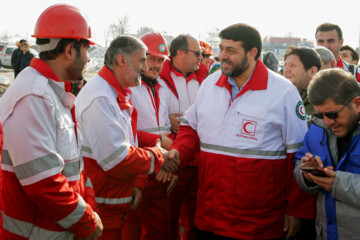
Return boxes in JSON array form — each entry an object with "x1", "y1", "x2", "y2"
[
  {"x1": 122, "y1": 32, "x2": 176, "y2": 240},
  {"x1": 158, "y1": 34, "x2": 207, "y2": 240},
  {"x1": 75, "y1": 35, "x2": 179, "y2": 240},
  {"x1": 167, "y1": 23, "x2": 315, "y2": 240},
  {"x1": 0, "y1": 4, "x2": 103, "y2": 239}
]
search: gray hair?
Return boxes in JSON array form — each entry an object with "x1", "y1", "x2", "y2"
[
  {"x1": 314, "y1": 46, "x2": 335, "y2": 68},
  {"x1": 308, "y1": 68, "x2": 360, "y2": 106},
  {"x1": 263, "y1": 51, "x2": 280, "y2": 72},
  {"x1": 104, "y1": 35, "x2": 147, "y2": 68}
]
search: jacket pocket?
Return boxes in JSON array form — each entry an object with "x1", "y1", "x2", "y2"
[{"x1": 235, "y1": 158, "x2": 287, "y2": 207}]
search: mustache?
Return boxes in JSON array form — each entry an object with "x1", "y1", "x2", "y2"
[
  {"x1": 149, "y1": 67, "x2": 160, "y2": 73},
  {"x1": 221, "y1": 59, "x2": 232, "y2": 65}
]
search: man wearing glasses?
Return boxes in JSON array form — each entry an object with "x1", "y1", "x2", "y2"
[
  {"x1": 158, "y1": 34, "x2": 206, "y2": 240},
  {"x1": 293, "y1": 68, "x2": 360, "y2": 240}
]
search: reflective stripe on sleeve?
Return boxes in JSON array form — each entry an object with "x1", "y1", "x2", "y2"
[
  {"x1": 2, "y1": 211, "x2": 33, "y2": 238},
  {"x1": 95, "y1": 196, "x2": 132, "y2": 205},
  {"x1": 286, "y1": 142, "x2": 303, "y2": 151},
  {"x1": 200, "y1": 142, "x2": 286, "y2": 158},
  {"x1": 147, "y1": 151, "x2": 155, "y2": 175},
  {"x1": 62, "y1": 160, "x2": 80, "y2": 181},
  {"x1": 1, "y1": 150, "x2": 14, "y2": 172},
  {"x1": 99, "y1": 142, "x2": 129, "y2": 169},
  {"x1": 81, "y1": 146, "x2": 92, "y2": 154},
  {"x1": 56, "y1": 194, "x2": 87, "y2": 229},
  {"x1": 14, "y1": 153, "x2": 63, "y2": 180},
  {"x1": 85, "y1": 178, "x2": 93, "y2": 188}
]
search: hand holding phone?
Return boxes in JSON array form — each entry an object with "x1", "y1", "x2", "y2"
[{"x1": 300, "y1": 166, "x2": 328, "y2": 177}]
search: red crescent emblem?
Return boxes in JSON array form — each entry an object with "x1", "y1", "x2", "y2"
[
  {"x1": 243, "y1": 122, "x2": 254, "y2": 134},
  {"x1": 300, "y1": 106, "x2": 305, "y2": 115}
]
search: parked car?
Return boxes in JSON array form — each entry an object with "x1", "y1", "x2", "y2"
[{"x1": 0, "y1": 45, "x2": 38, "y2": 69}]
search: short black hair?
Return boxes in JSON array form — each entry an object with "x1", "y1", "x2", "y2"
[
  {"x1": 284, "y1": 46, "x2": 322, "y2": 71},
  {"x1": 315, "y1": 23, "x2": 343, "y2": 40},
  {"x1": 219, "y1": 23, "x2": 262, "y2": 60},
  {"x1": 340, "y1": 45, "x2": 359, "y2": 62},
  {"x1": 37, "y1": 38, "x2": 89, "y2": 61}
]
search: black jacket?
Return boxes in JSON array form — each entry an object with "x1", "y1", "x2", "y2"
[{"x1": 14, "y1": 51, "x2": 34, "y2": 77}]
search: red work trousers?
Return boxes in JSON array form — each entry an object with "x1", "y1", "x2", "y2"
[
  {"x1": 99, "y1": 228, "x2": 123, "y2": 240},
  {"x1": 122, "y1": 182, "x2": 170, "y2": 240},
  {"x1": 169, "y1": 166, "x2": 198, "y2": 240}
]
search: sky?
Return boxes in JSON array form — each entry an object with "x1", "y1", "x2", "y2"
[{"x1": 1, "y1": 0, "x2": 360, "y2": 49}]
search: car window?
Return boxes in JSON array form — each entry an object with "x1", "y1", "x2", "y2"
[
  {"x1": 5, "y1": 48, "x2": 14, "y2": 54},
  {"x1": 0, "y1": 45, "x2": 4, "y2": 51}
]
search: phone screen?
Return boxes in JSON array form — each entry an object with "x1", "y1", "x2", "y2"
[{"x1": 300, "y1": 166, "x2": 328, "y2": 177}]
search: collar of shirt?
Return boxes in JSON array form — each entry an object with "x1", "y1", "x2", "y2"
[
  {"x1": 227, "y1": 71, "x2": 253, "y2": 101},
  {"x1": 30, "y1": 58, "x2": 75, "y2": 109},
  {"x1": 219, "y1": 59, "x2": 267, "y2": 100},
  {"x1": 98, "y1": 66, "x2": 133, "y2": 110}
]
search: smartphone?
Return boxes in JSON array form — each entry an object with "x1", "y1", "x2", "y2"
[{"x1": 300, "y1": 166, "x2": 328, "y2": 177}]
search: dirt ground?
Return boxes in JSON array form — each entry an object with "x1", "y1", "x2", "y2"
[{"x1": 0, "y1": 69, "x2": 14, "y2": 82}]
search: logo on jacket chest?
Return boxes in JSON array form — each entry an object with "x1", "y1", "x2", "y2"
[{"x1": 237, "y1": 119, "x2": 258, "y2": 140}]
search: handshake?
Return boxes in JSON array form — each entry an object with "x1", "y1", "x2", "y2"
[
  {"x1": 155, "y1": 140, "x2": 180, "y2": 195},
  {"x1": 155, "y1": 140, "x2": 180, "y2": 173}
]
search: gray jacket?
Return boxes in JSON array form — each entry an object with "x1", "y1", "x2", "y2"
[{"x1": 293, "y1": 118, "x2": 360, "y2": 240}]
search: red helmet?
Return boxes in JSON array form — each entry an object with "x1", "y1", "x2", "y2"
[
  {"x1": 141, "y1": 33, "x2": 169, "y2": 60},
  {"x1": 200, "y1": 40, "x2": 213, "y2": 55},
  {"x1": 32, "y1": 4, "x2": 95, "y2": 45}
]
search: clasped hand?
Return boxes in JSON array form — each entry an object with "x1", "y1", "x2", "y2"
[{"x1": 155, "y1": 141, "x2": 180, "y2": 173}]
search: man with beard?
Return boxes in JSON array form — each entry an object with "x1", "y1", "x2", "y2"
[
  {"x1": 75, "y1": 35, "x2": 179, "y2": 240},
  {"x1": 293, "y1": 69, "x2": 360, "y2": 240},
  {"x1": 122, "y1": 32, "x2": 175, "y2": 240},
  {"x1": 167, "y1": 23, "x2": 315, "y2": 239},
  {"x1": 158, "y1": 34, "x2": 205, "y2": 240},
  {"x1": 0, "y1": 4, "x2": 103, "y2": 239}
]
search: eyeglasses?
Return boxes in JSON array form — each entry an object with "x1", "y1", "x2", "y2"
[
  {"x1": 313, "y1": 105, "x2": 346, "y2": 120},
  {"x1": 183, "y1": 49, "x2": 202, "y2": 58}
]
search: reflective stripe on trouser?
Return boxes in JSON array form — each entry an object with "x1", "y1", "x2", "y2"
[
  {"x1": 2, "y1": 211, "x2": 73, "y2": 240},
  {"x1": 138, "y1": 126, "x2": 170, "y2": 134},
  {"x1": 96, "y1": 196, "x2": 132, "y2": 205}
]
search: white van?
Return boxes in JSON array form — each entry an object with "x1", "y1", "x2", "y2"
[{"x1": 0, "y1": 45, "x2": 38, "y2": 69}]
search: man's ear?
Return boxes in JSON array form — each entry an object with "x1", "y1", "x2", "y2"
[
  {"x1": 116, "y1": 54, "x2": 127, "y2": 66},
  {"x1": 247, "y1": 47, "x2": 258, "y2": 61},
  {"x1": 309, "y1": 66, "x2": 319, "y2": 78},
  {"x1": 351, "y1": 96, "x2": 360, "y2": 113},
  {"x1": 64, "y1": 44, "x2": 74, "y2": 60}
]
